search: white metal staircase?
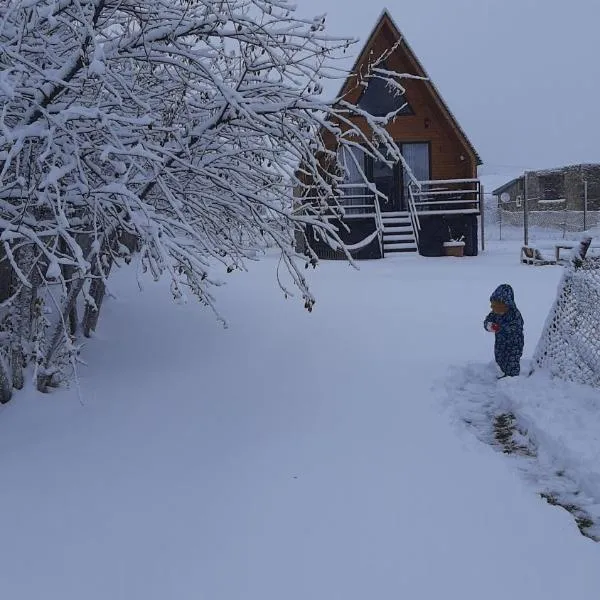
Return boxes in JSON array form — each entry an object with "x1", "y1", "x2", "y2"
[{"x1": 381, "y1": 211, "x2": 418, "y2": 254}]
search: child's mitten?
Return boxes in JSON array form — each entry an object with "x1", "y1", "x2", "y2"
[{"x1": 486, "y1": 322, "x2": 500, "y2": 333}]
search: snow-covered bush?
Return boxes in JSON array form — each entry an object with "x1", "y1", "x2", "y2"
[{"x1": 0, "y1": 0, "x2": 410, "y2": 399}]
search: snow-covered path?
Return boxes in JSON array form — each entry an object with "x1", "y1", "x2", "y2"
[{"x1": 1, "y1": 247, "x2": 600, "y2": 599}]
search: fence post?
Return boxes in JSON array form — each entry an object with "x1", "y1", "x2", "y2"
[
  {"x1": 480, "y1": 184, "x2": 485, "y2": 252},
  {"x1": 584, "y1": 179, "x2": 588, "y2": 232},
  {"x1": 499, "y1": 196, "x2": 502, "y2": 240},
  {"x1": 523, "y1": 171, "x2": 529, "y2": 246}
]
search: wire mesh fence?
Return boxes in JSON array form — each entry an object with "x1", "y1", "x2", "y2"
[
  {"x1": 484, "y1": 193, "x2": 600, "y2": 244},
  {"x1": 532, "y1": 243, "x2": 600, "y2": 387}
]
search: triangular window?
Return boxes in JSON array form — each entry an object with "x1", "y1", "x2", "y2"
[{"x1": 357, "y1": 68, "x2": 413, "y2": 117}]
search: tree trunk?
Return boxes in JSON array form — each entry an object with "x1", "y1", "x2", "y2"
[
  {"x1": 10, "y1": 243, "x2": 36, "y2": 390},
  {"x1": 82, "y1": 246, "x2": 114, "y2": 338},
  {"x1": 0, "y1": 352, "x2": 12, "y2": 404},
  {"x1": 37, "y1": 228, "x2": 117, "y2": 392},
  {"x1": 69, "y1": 298, "x2": 79, "y2": 336},
  {"x1": 82, "y1": 277, "x2": 107, "y2": 338},
  {"x1": 36, "y1": 276, "x2": 83, "y2": 392}
]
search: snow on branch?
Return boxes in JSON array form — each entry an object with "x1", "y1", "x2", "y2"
[{"x1": 0, "y1": 0, "x2": 412, "y2": 394}]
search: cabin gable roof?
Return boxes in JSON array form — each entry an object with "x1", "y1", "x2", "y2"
[{"x1": 336, "y1": 9, "x2": 482, "y2": 166}]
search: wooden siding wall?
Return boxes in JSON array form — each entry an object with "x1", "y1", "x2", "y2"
[{"x1": 339, "y1": 24, "x2": 477, "y2": 181}]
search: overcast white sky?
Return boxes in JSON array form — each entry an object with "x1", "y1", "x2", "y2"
[{"x1": 298, "y1": 0, "x2": 600, "y2": 177}]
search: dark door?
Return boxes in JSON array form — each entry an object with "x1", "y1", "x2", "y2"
[
  {"x1": 401, "y1": 142, "x2": 430, "y2": 208},
  {"x1": 368, "y1": 154, "x2": 401, "y2": 212}
]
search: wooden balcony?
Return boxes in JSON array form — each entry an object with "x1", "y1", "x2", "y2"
[
  {"x1": 408, "y1": 179, "x2": 482, "y2": 216},
  {"x1": 294, "y1": 178, "x2": 482, "y2": 259}
]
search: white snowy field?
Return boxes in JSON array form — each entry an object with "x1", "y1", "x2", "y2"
[{"x1": 1, "y1": 241, "x2": 600, "y2": 599}]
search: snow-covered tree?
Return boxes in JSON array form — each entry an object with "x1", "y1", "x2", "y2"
[{"x1": 0, "y1": 0, "x2": 410, "y2": 399}]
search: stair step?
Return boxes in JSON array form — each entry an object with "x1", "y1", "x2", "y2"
[
  {"x1": 381, "y1": 215, "x2": 410, "y2": 223},
  {"x1": 383, "y1": 235, "x2": 416, "y2": 244},
  {"x1": 382, "y1": 222, "x2": 412, "y2": 229},
  {"x1": 384, "y1": 239, "x2": 417, "y2": 247},
  {"x1": 384, "y1": 243, "x2": 418, "y2": 252},
  {"x1": 380, "y1": 211, "x2": 409, "y2": 218},
  {"x1": 384, "y1": 234, "x2": 415, "y2": 243},
  {"x1": 381, "y1": 218, "x2": 411, "y2": 224},
  {"x1": 383, "y1": 226, "x2": 413, "y2": 234}
]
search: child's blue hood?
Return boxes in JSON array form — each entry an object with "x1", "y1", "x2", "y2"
[{"x1": 490, "y1": 284, "x2": 516, "y2": 308}]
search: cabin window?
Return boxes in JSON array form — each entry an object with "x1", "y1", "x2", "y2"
[
  {"x1": 401, "y1": 142, "x2": 430, "y2": 202},
  {"x1": 357, "y1": 69, "x2": 413, "y2": 117},
  {"x1": 338, "y1": 146, "x2": 368, "y2": 210}
]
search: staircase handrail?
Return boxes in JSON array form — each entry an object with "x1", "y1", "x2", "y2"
[
  {"x1": 373, "y1": 194, "x2": 384, "y2": 256},
  {"x1": 407, "y1": 182, "x2": 421, "y2": 246}
]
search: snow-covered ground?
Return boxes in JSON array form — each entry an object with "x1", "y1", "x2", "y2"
[
  {"x1": 446, "y1": 361, "x2": 600, "y2": 541},
  {"x1": 1, "y1": 241, "x2": 600, "y2": 599}
]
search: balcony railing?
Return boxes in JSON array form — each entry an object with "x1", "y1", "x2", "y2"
[
  {"x1": 297, "y1": 183, "x2": 384, "y2": 256},
  {"x1": 298, "y1": 179, "x2": 481, "y2": 218},
  {"x1": 408, "y1": 179, "x2": 481, "y2": 215},
  {"x1": 295, "y1": 179, "x2": 481, "y2": 255}
]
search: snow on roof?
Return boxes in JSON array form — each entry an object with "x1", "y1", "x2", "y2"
[
  {"x1": 535, "y1": 163, "x2": 600, "y2": 176},
  {"x1": 492, "y1": 163, "x2": 600, "y2": 195},
  {"x1": 491, "y1": 176, "x2": 522, "y2": 196}
]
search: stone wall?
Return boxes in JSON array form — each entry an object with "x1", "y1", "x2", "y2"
[
  {"x1": 581, "y1": 164, "x2": 600, "y2": 211},
  {"x1": 496, "y1": 164, "x2": 600, "y2": 212}
]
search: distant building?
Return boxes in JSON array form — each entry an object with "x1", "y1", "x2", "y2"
[{"x1": 493, "y1": 164, "x2": 600, "y2": 212}]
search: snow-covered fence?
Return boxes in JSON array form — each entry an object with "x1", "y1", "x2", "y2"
[
  {"x1": 532, "y1": 238, "x2": 600, "y2": 387},
  {"x1": 502, "y1": 209, "x2": 600, "y2": 235},
  {"x1": 486, "y1": 199, "x2": 600, "y2": 242}
]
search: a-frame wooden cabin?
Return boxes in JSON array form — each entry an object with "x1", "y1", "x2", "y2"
[{"x1": 299, "y1": 10, "x2": 482, "y2": 259}]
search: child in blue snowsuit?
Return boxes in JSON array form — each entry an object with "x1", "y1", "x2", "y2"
[{"x1": 483, "y1": 284, "x2": 524, "y2": 377}]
